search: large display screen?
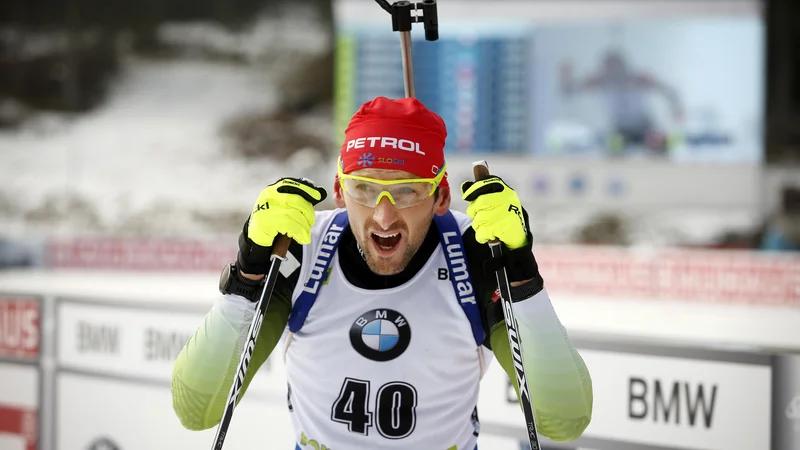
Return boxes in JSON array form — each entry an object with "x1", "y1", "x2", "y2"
[
  {"x1": 531, "y1": 18, "x2": 764, "y2": 163},
  {"x1": 334, "y1": 15, "x2": 764, "y2": 163}
]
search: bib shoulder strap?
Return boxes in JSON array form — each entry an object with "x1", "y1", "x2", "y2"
[
  {"x1": 433, "y1": 211, "x2": 485, "y2": 347},
  {"x1": 287, "y1": 210, "x2": 349, "y2": 332}
]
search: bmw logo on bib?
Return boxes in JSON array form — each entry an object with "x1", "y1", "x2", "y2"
[{"x1": 349, "y1": 309, "x2": 411, "y2": 362}]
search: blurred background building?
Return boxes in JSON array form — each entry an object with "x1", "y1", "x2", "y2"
[{"x1": 0, "y1": 0, "x2": 799, "y2": 449}]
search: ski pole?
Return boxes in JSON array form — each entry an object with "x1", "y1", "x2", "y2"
[
  {"x1": 210, "y1": 235, "x2": 291, "y2": 450},
  {"x1": 472, "y1": 160, "x2": 542, "y2": 450}
]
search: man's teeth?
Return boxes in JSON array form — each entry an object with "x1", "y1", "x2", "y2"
[{"x1": 373, "y1": 232, "x2": 399, "y2": 238}]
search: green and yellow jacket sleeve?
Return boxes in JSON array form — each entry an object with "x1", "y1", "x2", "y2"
[
  {"x1": 171, "y1": 290, "x2": 291, "y2": 430},
  {"x1": 490, "y1": 287, "x2": 593, "y2": 442}
]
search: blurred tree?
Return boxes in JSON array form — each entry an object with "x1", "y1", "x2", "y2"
[{"x1": 0, "y1": 0, "x2": 120, "y2": 114}]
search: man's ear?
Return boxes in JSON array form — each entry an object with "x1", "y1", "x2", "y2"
[
  {"x1": 333, "y1": 179, "x2": 346, "y2": 208},
  {"x1": 433, "y1": 187, "x2": 451, "y2": 216}
]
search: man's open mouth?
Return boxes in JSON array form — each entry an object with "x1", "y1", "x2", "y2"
[{"x1": 371, "y1": 232, "x2": 402, "y2": 250}]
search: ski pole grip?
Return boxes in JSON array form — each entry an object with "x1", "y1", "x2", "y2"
[
  {"x1": 472, "y1": 160, "x2": 491, "y2": 181},
  {"x1": 271, "y1": 235, "x2": 291, "y2": 259},
  {"x1": 471, "y1": 161, "x2": 502, "y2": 246}
]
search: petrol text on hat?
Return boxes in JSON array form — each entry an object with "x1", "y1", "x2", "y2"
[{"x1": 345, "y1": 137, "x2": 425, "y2": 155}]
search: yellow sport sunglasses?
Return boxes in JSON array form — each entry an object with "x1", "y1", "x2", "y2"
[{"x1": 337, "y1": 157, "x2": 447, "y2": 209}]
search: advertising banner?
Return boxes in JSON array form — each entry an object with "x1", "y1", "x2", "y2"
[
  {"x1": 478, "y1": 348, "x2": 771, "y2": 450},
  {"x1": 57, "y1": 301, "x2": 206, "y2": 382},
  {"x1": 56, "y1": 373, "x2": 294, "y2": 450},
  {"x1": 56, "y1": 300, "x2": 287, "y2": 395},
  {"x1": 55, "y1": 298, "x2": 292, "y2": 450}
]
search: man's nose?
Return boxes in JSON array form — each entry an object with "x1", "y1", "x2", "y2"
[{"x1": 372, "y1": 196, "x2": 400, "y2": 230}]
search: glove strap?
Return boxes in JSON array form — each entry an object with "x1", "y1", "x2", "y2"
[
  {"x1": 481, "y1": 241, "x2": 543, "y2": 287},
  {"x1": 237, "y1": 219, "x2": 275, "y2": 275}
]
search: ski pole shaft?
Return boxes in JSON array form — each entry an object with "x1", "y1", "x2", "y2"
[{"x1": 400, "y1": 30, "x2": 415, "y2": 98}]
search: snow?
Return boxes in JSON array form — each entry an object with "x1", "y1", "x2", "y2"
[
  {"x1": 157, "y1": 8, "x2": 330, "y2": 64},
  {"x1": 0, "y1": 5, "x2": 338, "y2": 241},
  {"x1": 0, "y1": 55, "x2": 337, "y2": 240}
]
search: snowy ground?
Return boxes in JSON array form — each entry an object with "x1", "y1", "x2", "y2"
[
  {"x1": 1, "y1": 57, "x2": 315, "y2": 239},
  {"x1": 0, "y1": 8, "x2": 338, "y2": 242}
]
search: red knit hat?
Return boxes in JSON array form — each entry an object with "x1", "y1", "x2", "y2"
[{"x1": 339, "y1": 96, "x2": 449, "y2": 188}]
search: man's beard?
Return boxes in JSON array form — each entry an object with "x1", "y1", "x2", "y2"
[
  {"x1": 356, "y1": 214, "x2": 433, "y2": 276},
  {"x1": 357, "y1": 239, "x2": 418, "y2": 276}
]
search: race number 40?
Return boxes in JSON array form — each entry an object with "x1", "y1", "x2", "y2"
[{"x1": 330, "y1": 378, "x2": 418, "y2": 439}]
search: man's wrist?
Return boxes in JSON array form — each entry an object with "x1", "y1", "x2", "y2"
[
  {"x1": 509, "y1": 276, "x2": 544, "y2": 301},
  {"x1": 237, "y1": 270, "x2": 265, "y2": 282}
]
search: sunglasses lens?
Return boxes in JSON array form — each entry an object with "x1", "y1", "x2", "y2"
[{"x1": 341, "y1": 178, "x2": 434, "y2": 208}]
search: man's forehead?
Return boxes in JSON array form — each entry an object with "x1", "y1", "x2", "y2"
[{"x1": 349, "y1": 167, "x2": 422, "y2": 180}]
